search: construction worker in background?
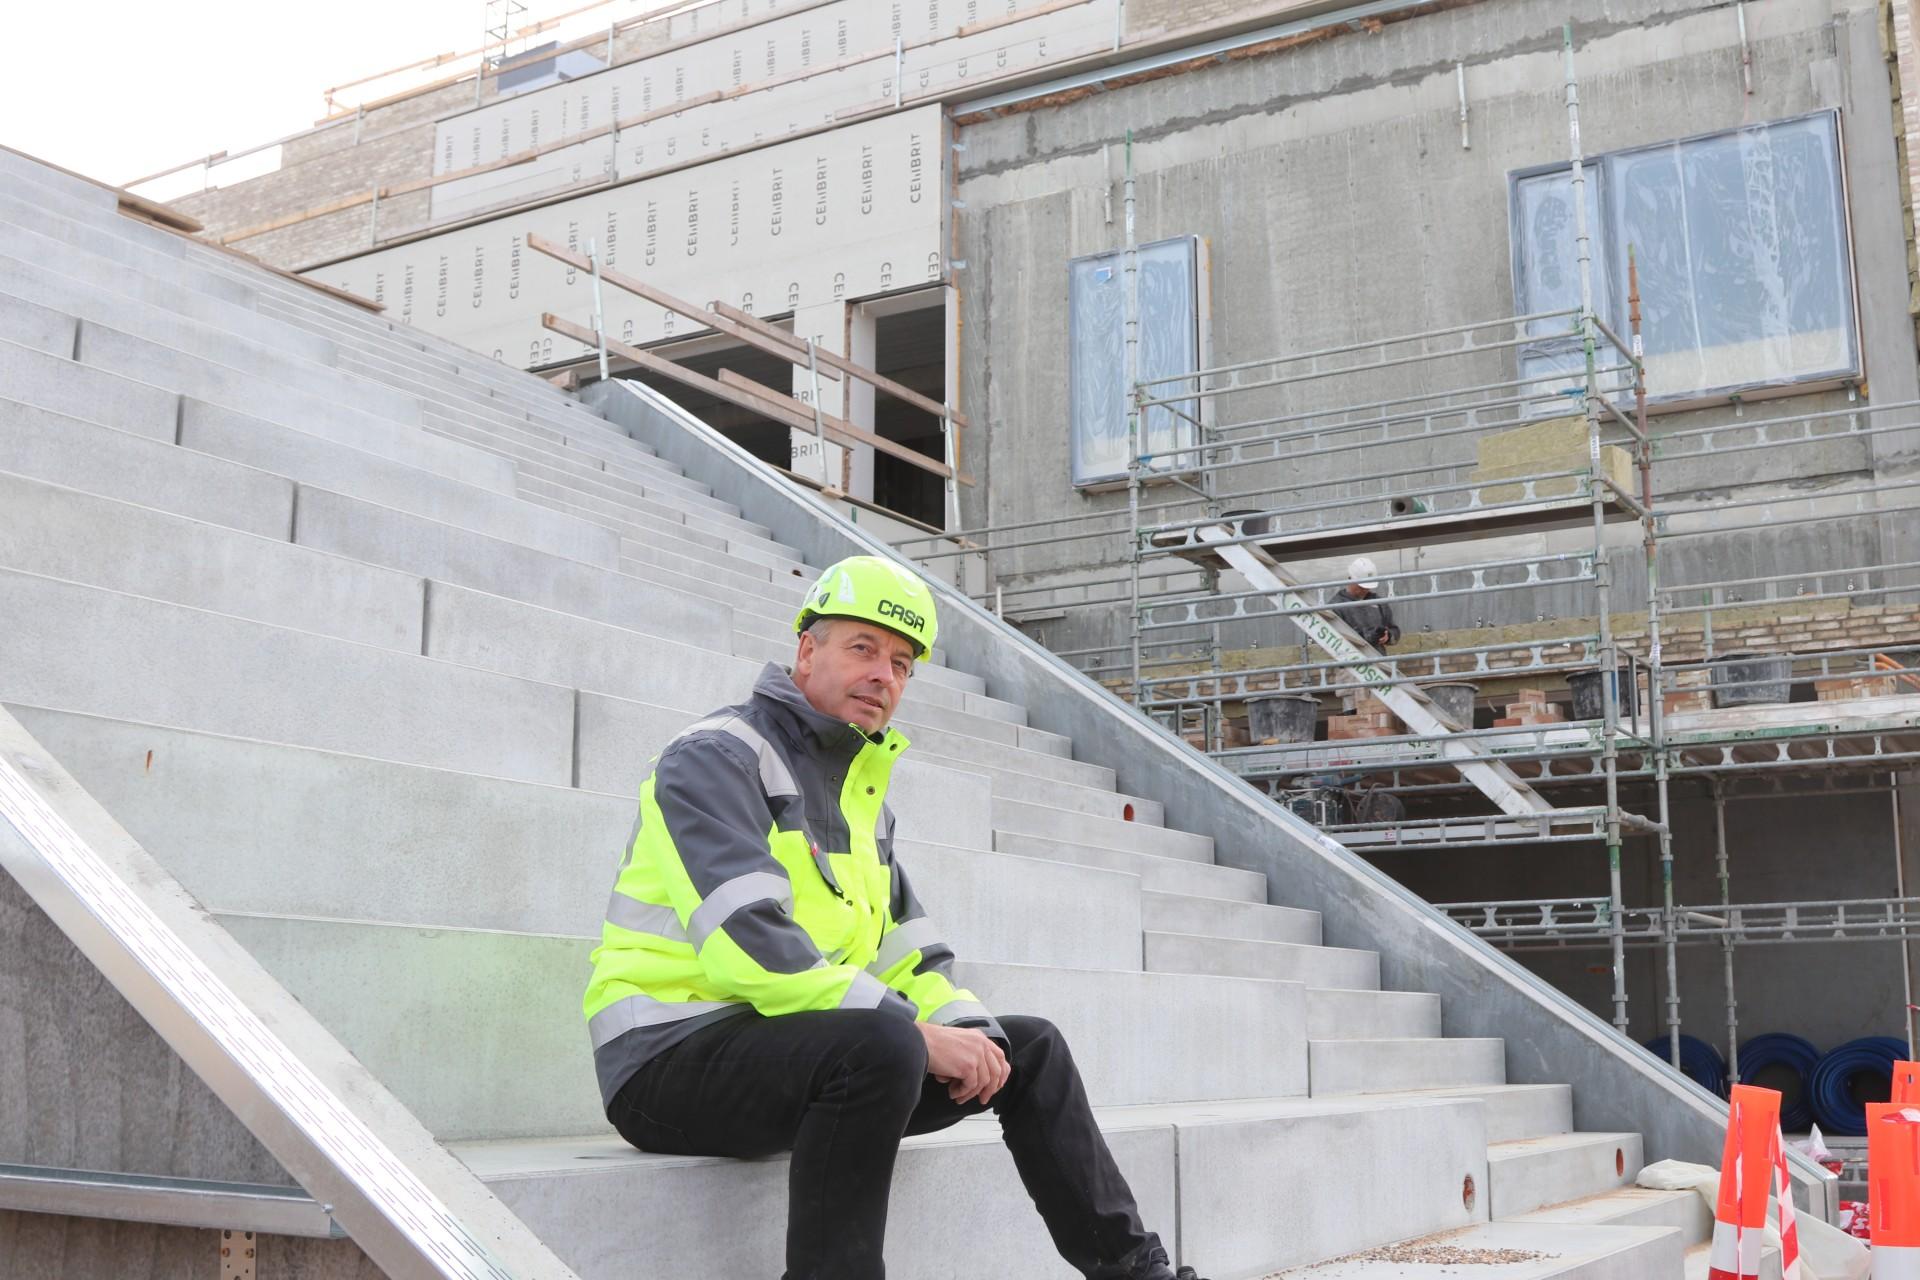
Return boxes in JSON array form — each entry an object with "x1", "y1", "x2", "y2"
[
  {"x1": 1331, "y1": 556, "x2": 1402, "y2": 650},
  {"x1": 584, "y1": 554, "x2": 1204, "y2": 1280}
]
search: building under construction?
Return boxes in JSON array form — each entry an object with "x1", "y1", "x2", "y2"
[{"x1": 5, "y1": 0, "x2": 1920, "y2": 1271}]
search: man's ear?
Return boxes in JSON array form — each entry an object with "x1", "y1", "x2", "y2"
[{"x1": 794, "y1": 630, "x2": 816, "y2": 678}]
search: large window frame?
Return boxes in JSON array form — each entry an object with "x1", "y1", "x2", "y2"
[
  {"x1": 1067, "y1": 235, "x2": 1210, "y2": 489},
  {"x1": 1508, "y1": 109, "x2": 1862, "y2": 412}
]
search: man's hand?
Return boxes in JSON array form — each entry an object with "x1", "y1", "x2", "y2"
[{"x1": 918, "y1": 1022, "x2": 1010, "y2": 1105}]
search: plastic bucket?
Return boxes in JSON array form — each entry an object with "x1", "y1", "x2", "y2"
[
  {"x1": 1569, "y1": 668, "x2": 1637, "y2": 720},
  {"x1": 1247, "y1": 694, "x2": 1318, "y2": 744},
  {"x1": 1424, "y1": 682, "x2": 1477, "y2": 726},
  {"x1": 1711, "y1": 653, "x2": 1793, "y2": 708}
]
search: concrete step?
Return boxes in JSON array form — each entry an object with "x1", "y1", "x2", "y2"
[
  {"x1": 994, "y1": 797, "x2": 1209, "y2": 859},
  {"x1": 181, "y1": 402, "x2": 619, "y2": 566},
  {"x1": 0, "y1": 243, "x2": 337, "y2": 365},
  {"x1": 993, "y1": 832, "x2": 1269, "y2": 903},
  {"x1": 0, "y1": 291, "x2": 75, "y2": 356},
  {"x1": 290, "y1": 487, "x2": 740, "y2": 646},
  {"x1": 0, "y1": 470, "x2": 420, "y2": 652},
  {"x1": 1485, "y1": 1132, "x2": 1645, "y2": 1220},
  {"x1": 1362, "y1": 1083, "x2": 1576, "y2": 1145},
  {"x1": 0, "y1": 400, "x2": 294, "y2": 539},
  {"x1": 0, "y1": 335, "x2": 177, "y2": 441},
  {"x1": 516, "y1": 476, "x2": 772, "y2": 564},
  {"x1": 1307, "y1": 988, "x2": 1443, "y2": 1040},
  {"x1": 204, "y1": 913, "x2": 1311, "y2": 1138},
  {"x1": 1309, "y1": 1038, "x2": 1506, "y2": 1097},
  {"x1": 1683, "y1": 1239, "x2": 1783, "y2": 1280},
  {"x1": 423, "y1": 414, "x2": 806, "y2": 566},
  {"x1": 916, "y1": 748, "x2": 1159, "y2": 825},
  {"x1": 1513, "y1": 1186, "x2": 1712, "y2": 1249},
  {"x1": 462, "y1": 1091, "x2": 1494, "y2": 1280},
  {"x1": 0, "y1": 568, "x2": 575, "y2": 785},
  {"x1": 1275, "y1": 1221, "x2": 1682, "y2": 1280},
  {"x1": 1142, "y1": 890, "x2": 1320, "y2": 945},
  {"x1": 14, "y1": 707, "x2": 1144, "y2": 973},
  {"x1": 1147, "y1": 931, "x2": 1381, "y2": 990}
]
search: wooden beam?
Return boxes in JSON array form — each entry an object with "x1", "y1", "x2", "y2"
[
  {"x1": 542, "y1": 313, "x2": 959, "y2": 483},
  {"x1": 525, "y1": 233, "x2": 838, "y2": 381},
  {"x1": 709, "y1": 301, "x2": 970, "y2": 429}
]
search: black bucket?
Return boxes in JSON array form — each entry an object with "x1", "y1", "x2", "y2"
[
  {"x1": 1711, "y1": 653, "x2": 1793, "y2": 708},
  {"x1": 1569, "y1": 668, "x2": 1637, "y2": 720},
  {"x1": 1424, "y1": 682, "x2": 1477, "y2": 727},
  {"x1": 1247, "y1": 694, "x2": 1318, "y2": 744}
]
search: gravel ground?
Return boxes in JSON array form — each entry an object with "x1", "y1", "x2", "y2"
[{"x1": 1266, "y1": 1238, "x2": 1559, "y2": 1274}]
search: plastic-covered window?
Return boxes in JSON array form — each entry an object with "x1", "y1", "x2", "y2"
[
  {"x1": 1067, "y1": 237, "x2": 1200, "y2": 486},
  {"x1": 1509, "y1": 111, "x2": 1857, "y2": 407}
]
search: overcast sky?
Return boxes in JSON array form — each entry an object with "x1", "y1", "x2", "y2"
[{"x1": 2, "y1": 2, "x2": 533, "y2": 187}]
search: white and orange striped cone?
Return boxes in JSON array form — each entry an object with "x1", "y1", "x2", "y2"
[
  {"x1": 1769, "y1": 1123, "x2": 1802, "y2": 1280},
  {"x1": 1710, "y1": 1084, "x2": 1780, "y2": 1280},
  {"x1": 1871, "y1": 1102, "x2": 1920, "y2": 1279}
]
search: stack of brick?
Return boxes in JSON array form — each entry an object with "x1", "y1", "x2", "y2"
[
  {"x1": 1661, "y1": 668, "x2": 1713, "y2": 716},
  {"x1": 1328, "y1": 703, "x2": 1405, "y2": 739},
  {"x1": 1492, "y1": 689, "x2": 1567, "y2": 727},
  {"x1": 1814, "y1": 674, "x2": 1901, "y2": 702}
]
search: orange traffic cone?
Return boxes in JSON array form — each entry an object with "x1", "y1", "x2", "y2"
[
  {"x1": 1769, "y1": 1124, "x2": 1802, "y2": 1280},
  {"x1": 1711, "y1": 1084, "x2": 1780, "y2": 1280},
  {"x1": 1871, "y1": 1102, "x2": 1920, "y2": 1278}
]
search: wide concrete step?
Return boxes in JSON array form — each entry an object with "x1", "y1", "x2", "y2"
[
  {"x1": 1308, "y1": 1037, "x2": 1506, "y2": 1097},
  {"x1": 463, "y1": 1091, "x2": 1495, "y2": 1280},
  {"x1": 1143, "y1": 890, "x2": 1320, "y2": 944},
  {"x1": 0, "y1": 470, "x2": 420, "y2": 651},
  {"x1": 1307, "y1": 988, "x2": 1443, "y2": 1039},
  {"x1": 0, "y1": 291, "x2": 74, "y2": 356},
  {"x1": 14, "y1": 706, "x2": 1144, "y2": 972},
  {"x1": 1486, "y1": 1132, "x2": 1644, "y2": 1220},
  {"x1": 1363, "y1": 1083, "x2": 1575, "y2": 1144},
  {"x1": 0, "y1": 568, "x2": 578, "y2": 785},
  {"x1": 182, "y1": 401, "x2": 618, "y2": 565},
  {"x1": 994, "y1": 832, "x2": 1268, "y2": 903},
  {"x1": 0, "y1": 239, "x2": 337, "y2": 365},
  {"x1": 0, "y1": 334, "x2": 517, "y2": 496},
  {"x1": 995, "y1": 797, "x2": 1209, "y2": 859},
  {"x1": 0, "y1": 401, "x2": 293, "y2": 539},
  {"x1": 1275, "y1": 1221, "x2": 1682, "y2": 1280},
  {"x1": 1147, "y1": 931, "x2": 1380, "y2": 990},
  {"x1": 518, "y1": 479, "x2": 781, "y2": 573},
  {"x1": 203, "y1": 913, "x2": 1311, "y2": 1137},
  {"x1": 1513, "y1": 1186, "x2": 1711, "y2": 1249},
  {"x1": 916, "y1": 748, "x2": 1159, "y2": 825}
]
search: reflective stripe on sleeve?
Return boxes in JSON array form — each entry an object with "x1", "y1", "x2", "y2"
[
  {"x1": 588, "y1": 993, "x2": 738, "y2": 1049},
  {"x1": 928, "y1": 998, "x2": 992, "y2": 1026},
  {"x1": 687, "y1": 871, "x2": 794, "y2": 951},
  {"x1": 838, "y1": 971, "x2": 893, "y2": 1010},
  {"x1": 604, "y1": 891, "x2": 688, "y2": 941},
  {"x1": 868, "y1": 917, "x2": 942, "y2": 975}
]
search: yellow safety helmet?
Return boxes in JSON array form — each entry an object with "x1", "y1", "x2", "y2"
[{"x1": 793, "y1": 555, "x2": 939, "y2": 659}]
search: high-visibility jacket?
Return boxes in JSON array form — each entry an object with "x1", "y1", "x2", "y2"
[{"x1": 585, "y1": 662, "x2": 1002, "y2": 1110}]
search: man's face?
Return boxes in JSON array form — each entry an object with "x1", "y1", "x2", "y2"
[{"x1": 792, "y1": 620, "x2": 916, "y2": 734}]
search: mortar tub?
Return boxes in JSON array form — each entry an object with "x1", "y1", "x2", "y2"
[
  {"x1": 1569, "y1": 668, "x2": 1638, "y2": 720},
  {"x1": 1422, "y1": 682, "x2": 1478, "y2": 727},
  {"x1": 1246, "y1": 694, "x2": 1319, "y2": 745},
  {"x1": 1710, "y1": 653, "x2": 1793, "y2": 708}
]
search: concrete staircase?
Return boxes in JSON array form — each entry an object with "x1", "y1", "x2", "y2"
[{"x1": 0, "y1": 146, "x2": 1687, "y2": 1277}]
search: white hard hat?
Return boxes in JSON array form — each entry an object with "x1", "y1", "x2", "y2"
[{"x1": 1348, "y1": 557, "x2": 1380, "y2": 590}]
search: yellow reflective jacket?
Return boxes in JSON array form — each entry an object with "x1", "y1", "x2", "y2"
[{"x1": 584, "y1": 662, "x2": 1001, "y2": 1110}]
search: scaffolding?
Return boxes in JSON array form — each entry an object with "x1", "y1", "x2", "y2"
[{"x1": 895, "y1": 22, "x2": 1920, "y2": 1083}]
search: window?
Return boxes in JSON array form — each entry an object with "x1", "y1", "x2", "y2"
[
  {"x1": 1067, "y1": 236, "x2": 1204, "y2": 487},
  {"x1": 1511, "y1": 111, "x2": 1858, "y2": 405}
]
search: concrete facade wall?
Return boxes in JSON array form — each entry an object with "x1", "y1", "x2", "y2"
[{"x1": 952, "y1": 0, "x2": 1920, "y2": 658}]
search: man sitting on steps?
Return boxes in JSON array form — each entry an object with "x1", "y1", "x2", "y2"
[{"x1": 584, "y1": 554, "x2": 1203, "y2": 1280}]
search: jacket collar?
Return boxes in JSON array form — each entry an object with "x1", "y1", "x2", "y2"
[{"x1": 751, "y1": 662, "x2": 908, "y2": 756}]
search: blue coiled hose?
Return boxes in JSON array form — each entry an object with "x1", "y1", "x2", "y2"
[
  {"x1": 1809, "y1": 1036, "x2": 1911, "y2": 1136},
  {"x1": 1643, "y1": 1033, "x2": 1729, "y2": 1097},
  {"x1": 1738, "y1": 1034, "x2": 1822, "y2": 1132}
]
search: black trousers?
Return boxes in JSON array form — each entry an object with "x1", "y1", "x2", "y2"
[{"x1": 610, "y1": 1009, "x2": 1163, "y2": 1280}]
